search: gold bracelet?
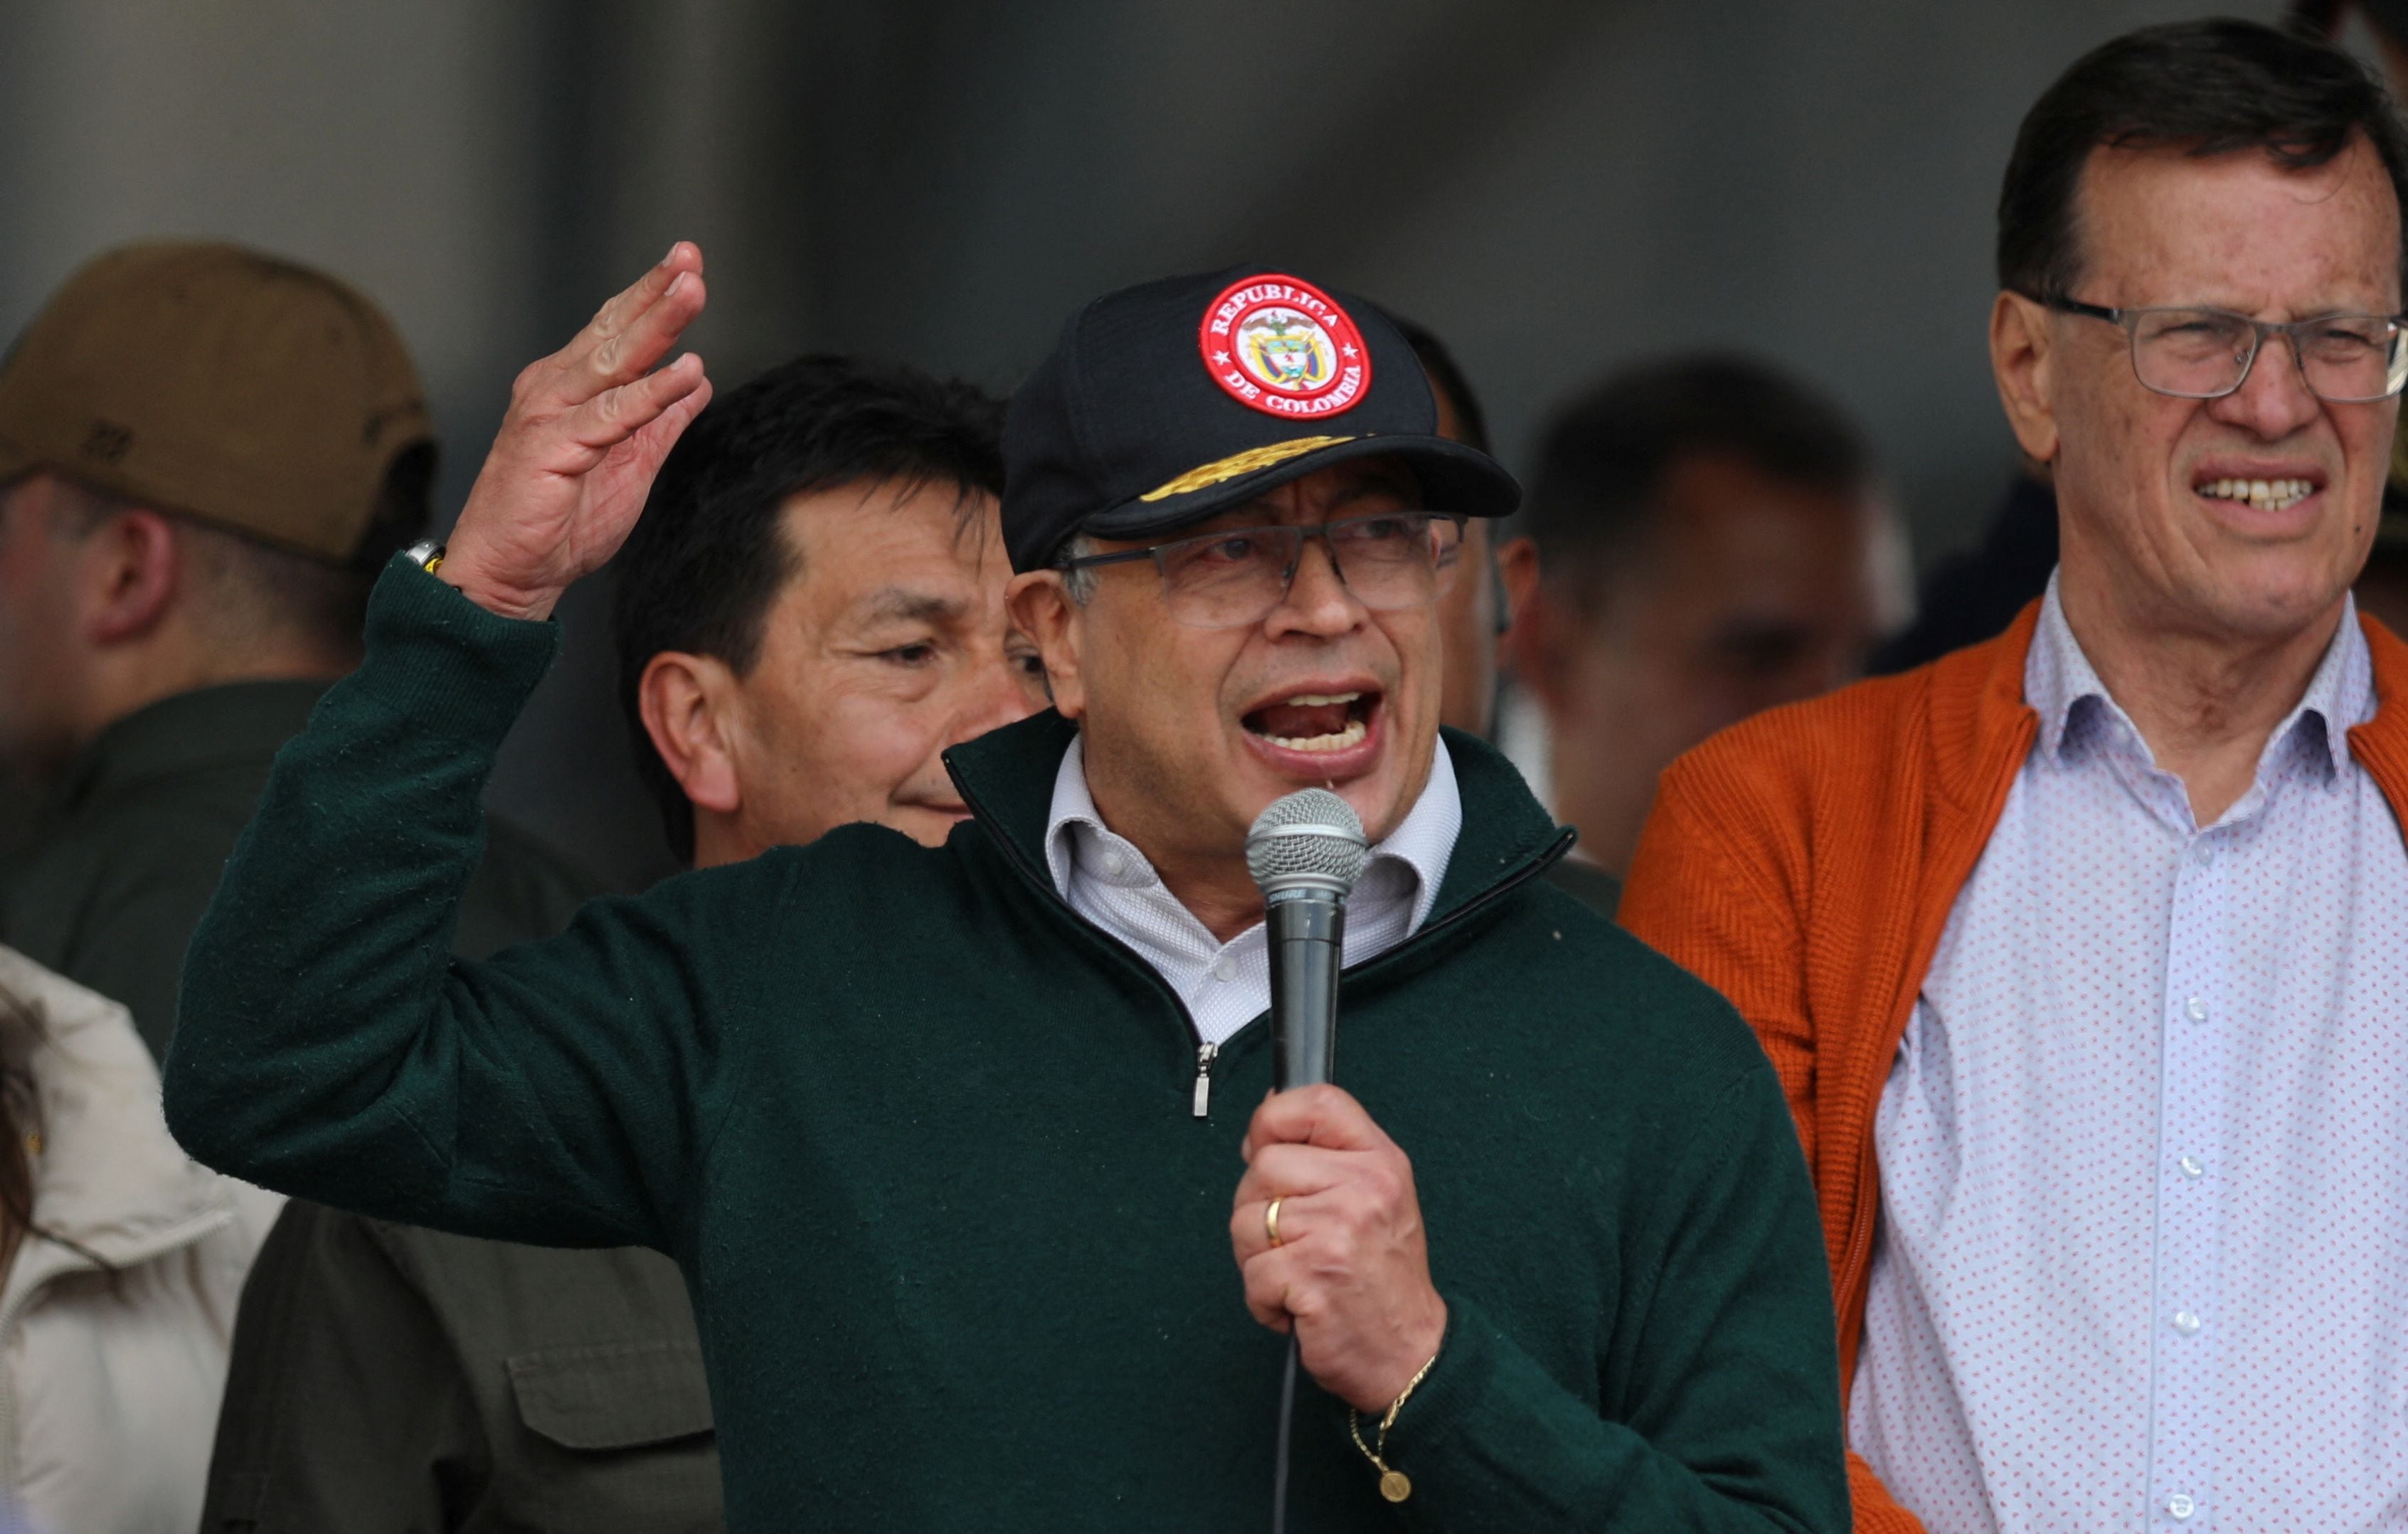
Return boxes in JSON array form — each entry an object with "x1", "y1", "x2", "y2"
[{"x1": 1347, "y1": 1347, "x2": 1441, "y2": 1503}]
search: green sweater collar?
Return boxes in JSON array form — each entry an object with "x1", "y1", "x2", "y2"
[{"x1": 942, "y1": 712, "x2": 1572, "y2": 927}]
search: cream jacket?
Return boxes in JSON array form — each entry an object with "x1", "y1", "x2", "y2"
[{"x1": 0, "y1": 946, "x2": 280, "y2": 1534}]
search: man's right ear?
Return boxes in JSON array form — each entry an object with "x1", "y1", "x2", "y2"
[
  {"x1": 1006, "y1": 571, "x2": 1087, "y2": 722},
  {"x1": 637, "y1": 651, "x2": 743, "y2": 816},
  {"x1": 1990, "y1": 290, "x2": 2062, "y2": 465},
  {"x1": 1493, "y1": 533, "x2": 1540, "y2": 644}
]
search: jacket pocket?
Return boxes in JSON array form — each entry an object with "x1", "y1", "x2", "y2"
[{"x1": 506, "y1": 1338, "x2": 716, "y2": 1449}]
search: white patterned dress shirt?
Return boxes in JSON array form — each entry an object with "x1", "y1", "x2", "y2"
[
  {"x1": 1851, "y1": 576, "x2": 2408, "y2": 1532},
  {"x1": 1044, "y1": 734, "x2": 1460, "y2": 1113}
]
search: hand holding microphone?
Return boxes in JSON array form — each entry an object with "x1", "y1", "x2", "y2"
[
  {"x1": 1229, "y1": 790, "x2": 1448, "y2": 1418},
  {"x1": 1232, "y1": 1085, "x2": 1449, "y2": 1415}
]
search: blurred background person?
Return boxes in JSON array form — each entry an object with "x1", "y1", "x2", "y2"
[
  {"x1": 199, "y1": 354, "x2": 1044, "y2": 1533},
  {"x1": 1501, "y1": 354, "x2": 1902, "y2": 911},
  {"x1": 0, "y1": 242, "x2": 593, "y2": 1061},
  {"x1": 0, "y1": 945, "x2": 276, "y2": 1534},
  {"x1": 1391, "y1": 314, "x2": 1532, "y2": 739}
]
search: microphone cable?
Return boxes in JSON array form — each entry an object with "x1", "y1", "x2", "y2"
[{"x1": 1271, "y1": 1334, "x2": 1300, "y2": 1533}]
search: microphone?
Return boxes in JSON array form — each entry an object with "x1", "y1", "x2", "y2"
[
  {"x1": 1246, "y1": 789, "x2": 1369, "y2": 1092},
  {"x1": 1245, "y1": 788, "x2": 1367, "y2": 1534}
]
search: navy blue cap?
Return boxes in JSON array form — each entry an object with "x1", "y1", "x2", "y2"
[{"x1": 1001, "y1": 265, "x2": 1521, "y2": 573}]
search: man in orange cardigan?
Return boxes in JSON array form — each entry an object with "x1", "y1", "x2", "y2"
[{"x1": 1625, "y1": 19, "x2": 2408, "y2": 1534}]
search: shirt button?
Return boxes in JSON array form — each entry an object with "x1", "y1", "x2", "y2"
[
  {"x1": 1100, "y1": 849, "x2": 1128, "y2": 878},
  {"x1": 2178, "y1": 1156, "x2": 2205, "y2": 1178},
  {"x1": 1211, "y1": 955, "x2": 1238, "y2": 982},
  {"x1": 2168, "y1": 1493, "x2": 2196, "y2": 1520},
  {"x1": 2173, "y1": 1310, "x2": 2202, "y2": 1335},
  {"x1": 2184, "y1": 996, "x2": 2208, "y2": 1023},
  {"x1": 2192, "y1": 843, "x2": 2214, "y2": 866}
]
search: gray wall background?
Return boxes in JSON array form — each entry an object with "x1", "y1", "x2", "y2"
[{"x1": 0, "y1": 0, "x2": 2300, "y2": 888}]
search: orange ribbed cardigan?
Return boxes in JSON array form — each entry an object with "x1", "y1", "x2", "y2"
[{"x1": 1621, "y1": 601, "x2": 2408, "y2": 1534}]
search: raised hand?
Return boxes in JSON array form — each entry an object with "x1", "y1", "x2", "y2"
[
  {"x1": 440, "y1": 243, "x2": 714, "y2": 621},
  {"x1": 1229, "y1": 1085, "x2": 1448, "y2": 1415}
]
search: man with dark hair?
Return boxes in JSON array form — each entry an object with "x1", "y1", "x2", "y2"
[
  {"x1": 615, "y1": 353, "x2": 1045, "y2": 864},
  {"x1": 162, "y1": 249, "x2": 1846, "y2": 1528},
  {"x1": 1625, "y1": 19, "x2": 2408, "y2": 1531},
  {"x1": 0, "y1": 242, "x2": 589, "y2": 1058},
  {"x1": 196, "y1": 353, "x2": 1041, "y2": 1533},
  {"x1": 1505, "y1": 354, "x2": 1894, "y2": 911}
]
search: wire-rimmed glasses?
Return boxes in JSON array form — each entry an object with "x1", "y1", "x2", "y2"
[
  {"x1": 1061, "y1": 511, "x2": 1466, "y2": 630},
  {"x1": 2049, "y1": 296, "x2": 2408, "y2": 403}
]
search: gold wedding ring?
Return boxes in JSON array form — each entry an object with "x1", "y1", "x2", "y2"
[{"x1": 1265, "y1": 1196, "x2": 1286, "y2": 1248}]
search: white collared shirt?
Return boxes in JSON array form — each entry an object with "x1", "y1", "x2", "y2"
[
  {"x1": 1852, "y1": 576, "x2": 2408, "y2": 1532},
  {"x1": 1043, "y1": 735, "x2": 1460, "y2": 1050}
]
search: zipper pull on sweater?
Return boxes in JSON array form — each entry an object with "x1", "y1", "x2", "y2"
[{"x1": 1192, "y1": 1040, "x2": 1219, "y2": 1118}]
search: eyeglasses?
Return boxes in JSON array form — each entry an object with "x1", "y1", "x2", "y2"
[
  {"x1": 1061, "y1": 511, "x2": 1466, "y2": 630},
  {"x1": 2049, "y1": 296, "x2": 2408, "y2": 403}
]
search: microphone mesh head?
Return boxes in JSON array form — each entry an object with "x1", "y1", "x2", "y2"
[{"x1": 1245, "y1": 788, "x2": 1369, "y2": 897}]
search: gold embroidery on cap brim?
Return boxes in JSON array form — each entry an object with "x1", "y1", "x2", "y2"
[{"x1": 1136, "y1": 435, "x2": 1359, "y2": 502}]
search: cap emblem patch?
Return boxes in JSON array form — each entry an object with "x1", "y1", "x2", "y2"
[{"x1": 1199, "y1": 275, "x2": 1372, "y2": 419}]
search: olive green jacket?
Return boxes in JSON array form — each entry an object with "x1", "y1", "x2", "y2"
[
  {"x1": 0, "y1": 679, "x2": 585, "y2": 1059},
  {"x1": 201, "y1": 1204, "x2": 720, "y2": 1532}
]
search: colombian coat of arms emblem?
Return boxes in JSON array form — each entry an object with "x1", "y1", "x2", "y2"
[{"x1": 1197, "y1": 274, "x2": 1372, "y2": 419}]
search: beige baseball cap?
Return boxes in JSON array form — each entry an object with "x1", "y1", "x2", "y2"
[{"x1": 0, "y1": 241, "x2": 433, "y2": 563}]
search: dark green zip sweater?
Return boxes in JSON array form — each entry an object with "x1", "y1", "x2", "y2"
[{"x1": 164, "y1": 560, "x2": 1845, "y2": 1533}]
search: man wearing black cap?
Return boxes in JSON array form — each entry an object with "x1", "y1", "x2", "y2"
[{"x1": 162, "y1": 247, "x2": 1845, "y2": 1530}]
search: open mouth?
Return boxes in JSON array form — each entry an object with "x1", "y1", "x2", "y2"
[
  {"x1": 2196, "y1": 476, "x2": 2318, "y2": 513},
  {"x1": 1241, "y1": 691, "x2": 1378, "y2": 755}
]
